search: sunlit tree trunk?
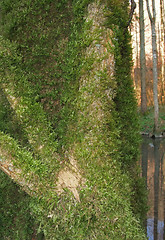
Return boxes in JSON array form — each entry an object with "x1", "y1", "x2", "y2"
[
  {"x1": 146, "y1": 0, "x2": 159, "y2": 133},
  {"x1": 157, "y1": 23, "x2": 161, "y2": 61},
  {"x1": 139, "y1": 0, "x2": 147, "y2": 113},
  {"x1": 160, "y1": 0, "x2": 165, "y2": 101},
  {"x1": 134, "y1": 20, "x2": 139, "y2": 88}
]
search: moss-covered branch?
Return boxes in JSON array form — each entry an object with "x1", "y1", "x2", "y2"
[
  {"x1": 0, "y1": 130, "x2": 43, "y2": 195},
  {"x1": 0, "y1": 36, "x2": 59, "y2": 165}
]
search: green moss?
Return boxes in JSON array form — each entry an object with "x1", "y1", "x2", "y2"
[
  {"x1": 105, "y1": 0, "x2": 147, "y2": 224},
  {"x1": 0, "y1": 0, "x2": 147, "y2": 239},
  {"x1": 0, "y1": 170, "x2": 35, "y2": 240},
  {"x1": 139, "y1": 106, "x2": 165, "y2": 134}
]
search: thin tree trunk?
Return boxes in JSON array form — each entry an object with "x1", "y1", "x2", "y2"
[
  {"x1": 152, "y1": 22, "x2": 159, "y2": 132},
  {"x1": 146, "y1": 0, "x2": 159, "y2": 133},
  {"x1": 135, "y1": 21, "x2": 139, "y2": 88},
  {"x1": 160, "y1": 0, "x2": 165, "y2": 100},
  {"x1": 157, "y1": 23, "x2": 161, "y2": 61},
  {"x1": 139, "y1": 0, "x2": 147, "y2": 113}
]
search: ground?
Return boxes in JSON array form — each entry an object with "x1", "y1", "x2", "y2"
[{"x1": 140, "y1": 105, "x2": 165, "y2": 136}]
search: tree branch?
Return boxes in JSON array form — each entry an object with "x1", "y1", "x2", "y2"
[
  {"x1": 152, "y1": 0, "x2": 156, "y2": 21},
  {"x1": 126, "y1": 0, "x2": 136, "y2": 28},
  {"x1": 0, "y1": 36, "x2": 59, "y2": 164},
  {"x1": 146, "y1": 0, "x2": 153, "y2": 23},
  {"x1": 0, "y1": 131, "x2": 40, "y2": 195}
]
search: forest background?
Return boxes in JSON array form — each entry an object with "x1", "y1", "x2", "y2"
[{"x1": 132, "y1": 0, "x2": 165, "y2": 107}]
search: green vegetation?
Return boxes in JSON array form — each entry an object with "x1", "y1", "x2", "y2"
[
  {"x1": 0, "y1": 171, "x2": 35, "y2": 239},
  {"x1": 0, "y1": 0, "x2": 147, "y2": 239},
  {"x1": 106, "y1": 1, "x2": 141, "y2": 167},
  {"x1": 140, "y1": 106, "x2": 165, "y2": 134}
]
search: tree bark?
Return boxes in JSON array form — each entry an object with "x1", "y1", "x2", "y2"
[
  {"x1": 126, "y1": 0, "x2": 136, "y2": 28},
  {"x1": 160, "y1": 0, "x2": 165, "y2": 100},
  {"x1": 139, "y1": 0, "x2": 147, "y2": 113},
  {"x1": 146, "y1": 0, "x2": 159, "y2": 132}
]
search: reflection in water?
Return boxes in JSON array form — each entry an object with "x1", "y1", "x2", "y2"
[
  {"x1": 141, "y1": 136, "x2": 165, "y2": 240},
  {"x1": 147, "y1": 219, "x2": 164, "y2": 240}
]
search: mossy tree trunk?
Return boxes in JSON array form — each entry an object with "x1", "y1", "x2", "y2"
[{"x1": 0, "y1": 0, "x2": 147, "y2": 239}]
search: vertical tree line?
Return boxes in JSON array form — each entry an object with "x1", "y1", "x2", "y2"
[
  {"x1": 160, "y1": 0, "x2": 165, "y2": 99},
  {"x1": 146, "y1": 0, "x2": 159, "y2": 132},
  {"x1": 133, "y1": 0, "x2": 165, "y2": 133}
]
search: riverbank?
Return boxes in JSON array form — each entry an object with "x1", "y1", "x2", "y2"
[{"x1": 139, "y1": 106, "x2": 165, "y2": 137}]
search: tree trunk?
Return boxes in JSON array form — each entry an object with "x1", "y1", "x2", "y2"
[
  {"x1": 139, "y1": 0, "x2": 147, "y2": 113},
  {"x1": 0, "y1": 1, "x2": 147, "y2": 239},
  {"x1": 135, "y1": 20, "x2": 139, "y2": 88},
  {"x1": 146, "y1": 0, "x2": 159, "y2": 132},
  {"x1": 160, "y1": 0, "x2": 165, "y2": 101},
  {"x1": 152, "y1": 22, "x2": 159, "y2": 132}
]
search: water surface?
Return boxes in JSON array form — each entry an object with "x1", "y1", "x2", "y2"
[{"x1": 141, "y1": 136, "x2": 165, "y2": 240}]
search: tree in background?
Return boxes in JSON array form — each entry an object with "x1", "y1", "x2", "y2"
[
  {"x1": 135, "y1": 19, "x2": 140, "y2": 88},
  {"x1": 139, "y1": 0, "x2": 147, "y2": 113},
  {"x1": 160, "y1": 0, "x2": 165, "y2": 100},
  {"x1": 146, "y1": 0, "x2": 159, "y2": 132}
]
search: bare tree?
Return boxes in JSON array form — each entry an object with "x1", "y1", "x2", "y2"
[
  {"x1": 134, "y1": 20, "x2": 140, "y2": 88},
  {"x1": 139, "y1": 0, "x2": 147, "y2": 113},
  {"x1": 160, "y1": 0, "x2": 165, "y2": 100},
  {"x1": 146, "y1": 0, "x2": 159, "y2": 132}
]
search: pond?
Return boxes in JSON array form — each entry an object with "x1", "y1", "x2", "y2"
[{"x1": 141, "y1": 136, "x2": 165, "y2": 240}]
